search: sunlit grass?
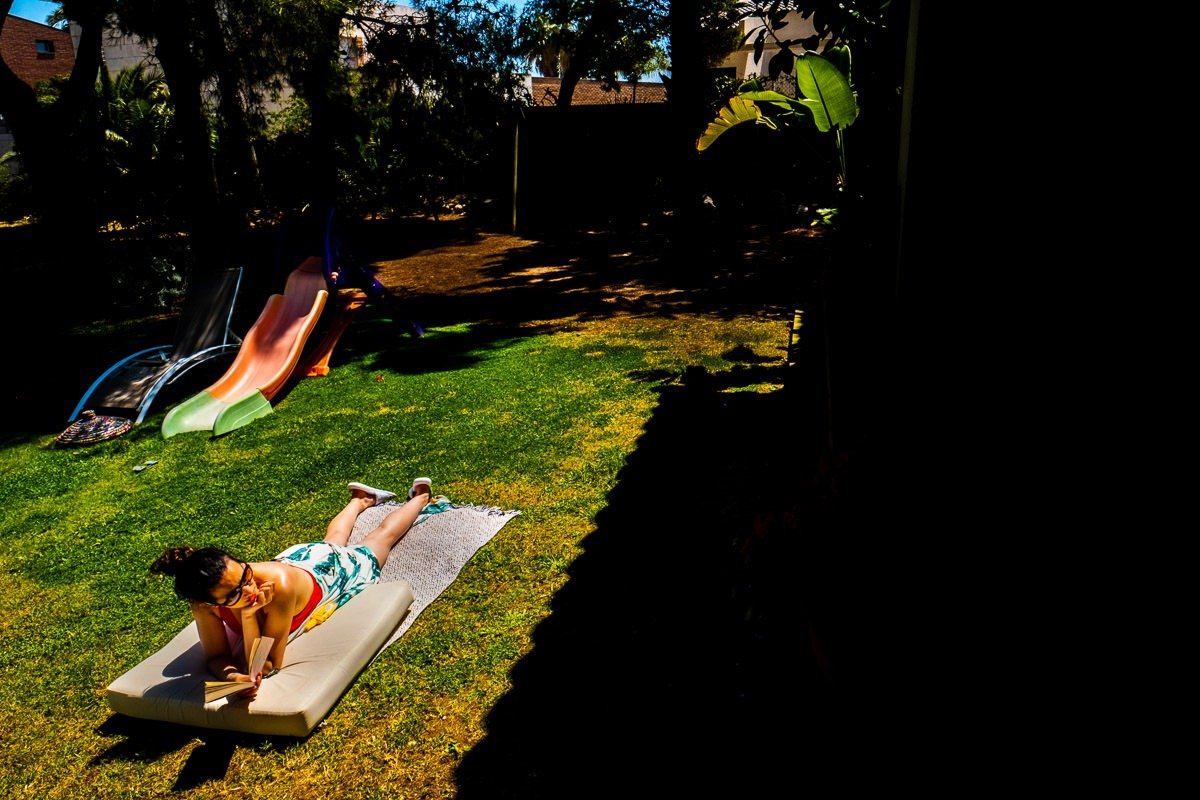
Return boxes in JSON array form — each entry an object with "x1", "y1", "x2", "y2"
[{"x1": 0, "y1": 309, "x2": 788, "y2": 799}]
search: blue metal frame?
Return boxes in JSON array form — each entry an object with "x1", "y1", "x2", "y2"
[{"x1": 68, "y1": 267, "x2": 244, "y2": 424}]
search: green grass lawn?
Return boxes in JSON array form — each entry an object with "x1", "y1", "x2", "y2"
[{"x1": 0, "y1": 276, "x2": 793, "y2": 799}]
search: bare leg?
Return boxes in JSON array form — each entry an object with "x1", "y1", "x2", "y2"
[
  {"x1": 324, "y1": 492, "x2": 377, "y2": 547},
  {"x1": 360, "y1": 486, "x2": 431, "y2": 568}
]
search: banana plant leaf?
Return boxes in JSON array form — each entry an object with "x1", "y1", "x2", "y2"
[
  {"x1": 696, "y1": 96, "x2": 771, "y2": 152},
  {"x1": 738, "y1": 89, "x2": 800, "y2": 115},
  {"x1": 792, "y1": 52, "x2": 858, "y2": 132},
  {"x1": 696, "y1": 52, "x2": 858, "y2": 152}
]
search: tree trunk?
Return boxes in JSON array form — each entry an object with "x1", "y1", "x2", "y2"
[
  {"x1": 152, "y1": 16, "x2": 228, "y2": 271},
  {"x1": 296, "y1": 59, "x2": 339, "y2": 211},
  {"x1": 288, "y1": 8, "x2": 345, "y2": 213},
  {"x1": 555, "y1": 67, "x2": 581, "y2": 107},
  {"x1": 666, "y1": 1, "x2": 708, "y2": 257},
  {"x1": 197, "y1": 0, "x2": 260, "y2": 219}
]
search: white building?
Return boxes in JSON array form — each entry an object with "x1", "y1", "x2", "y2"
[
  {"x1": 66, "y1": 4, "x2": 422, "y2": 107},
  {"x1": 716, "y1": 12, "x2": 825, "y2": 87}
]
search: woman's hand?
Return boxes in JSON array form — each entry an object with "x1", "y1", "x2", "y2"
[
  {"x1": 227, "y1": 671, "x2": 262, "y2": 699},
  {"x1": 240, "y1": 580, "x2": 276, "y2": 618}
]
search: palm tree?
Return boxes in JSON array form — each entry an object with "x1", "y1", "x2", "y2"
[
  {"x1": 519, "y1": 9, "x2": 572, "y2": 80},
  {"x1": 102, "y1": 64, "x2": 179, "y2": 225}
]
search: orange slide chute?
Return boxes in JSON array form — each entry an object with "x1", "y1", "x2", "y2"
[{"x1": 162, "y1": 258, "x2": 329, "y2": 437}]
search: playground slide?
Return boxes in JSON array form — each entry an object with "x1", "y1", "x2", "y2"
[{"x1": 162, "y1": 257, "x2": 329, "y2": 437}]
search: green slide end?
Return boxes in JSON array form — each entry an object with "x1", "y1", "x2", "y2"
[
  {"x1": 162, "y1": 391, "x2": 229, "y2": 438},
  {"x1": 213, "y1": 391, "x2": 273, "y2": 436}
]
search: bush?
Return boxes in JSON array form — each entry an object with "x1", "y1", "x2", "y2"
[{"x1": 0, "y1": 165, "x2": 36, "y2": 223}]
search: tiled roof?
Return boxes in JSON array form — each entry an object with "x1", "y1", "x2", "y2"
[{"x1": 530, "y1": 76, "x2": 666, "y2": 106}]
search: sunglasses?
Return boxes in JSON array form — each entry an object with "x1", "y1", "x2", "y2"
[{"x1": 214, "y1": 562, "x2": 254, "y2": 607}]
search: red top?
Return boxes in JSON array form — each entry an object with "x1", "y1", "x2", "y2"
[{"x1": 217, "y1": 569, "x2": 323, "y2": 635}]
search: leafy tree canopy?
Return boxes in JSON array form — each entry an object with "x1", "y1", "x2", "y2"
[{"x1": 518, "y1": 0, "x2": 666, "y2": 92}]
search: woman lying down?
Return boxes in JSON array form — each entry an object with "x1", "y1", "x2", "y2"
[{"x1": 150, "y1": 477, "x2": 437, "y2": 698}]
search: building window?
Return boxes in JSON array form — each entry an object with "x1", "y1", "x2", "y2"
[{"x1": 36, "y1": 40, "x2": 56, "y2": 58}]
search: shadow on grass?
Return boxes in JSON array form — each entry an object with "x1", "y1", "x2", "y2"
[
  {"x1": 454, "y1": 358, "x2": 900, "y2": 798},
  {"x1": 328, "y1": 221, "x2": 814, "y2": 385},
  {"x1": 92, "y1": 714, "x2": 301, "y2": 791},
  {"x1": 387, "y1": 226, "x2": 802, "y2": 334},
  {"x1": 0, "y1": 219, "x2": 811, "y2": 444}
]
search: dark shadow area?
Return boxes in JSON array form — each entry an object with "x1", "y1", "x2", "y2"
[
  {"x1": 171, "y1": 735, "x2": 237, "y2": 791},
  {"x1": 93, "y1": 713, "x2": 304, "y2": 791},
  {"x1": 92, "y1": 715, "x2": 201, "y2": 764},
  {"x1": 514, "y1": 105, "x2": 674, "y2": 238},
  {"x1": 455, "y1": 357, "x2": 905, "y2": 798}
]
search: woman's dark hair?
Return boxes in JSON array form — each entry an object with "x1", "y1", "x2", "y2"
[{"x1": 150, "y1": 546, "x2": 235, "y2": 603}]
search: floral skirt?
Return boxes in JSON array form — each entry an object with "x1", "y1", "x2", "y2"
[{"x1": 274, "y1": 541, "x2": 381, "y2": 640}]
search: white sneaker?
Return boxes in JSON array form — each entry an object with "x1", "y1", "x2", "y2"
[
  {"x1": 408, "y1": 477, "x2": 433, "y2": 499},
  {"x1": 348, "y1": 482, "x2": 397, "y2": 506}
]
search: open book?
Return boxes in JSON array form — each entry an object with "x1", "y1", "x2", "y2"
[{"x1": 204, "y1": 636, "x2": 274, "y2": 702}]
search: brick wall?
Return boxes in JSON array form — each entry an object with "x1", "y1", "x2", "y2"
[{"x1": 1, "y1": 15, "x2": 76, "y2": 87}]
